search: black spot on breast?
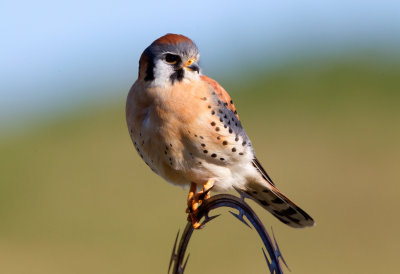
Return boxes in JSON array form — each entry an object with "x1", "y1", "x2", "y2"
[
  {"x1": 235, "y1": 137, "x2": 239, "y2": 142},
  {"x1": 203, "y1": 150, "x2": 208, "y2": 153},
  {"x1": 200, "y1": 136, "x2": 204, "y2": 139},
  {"x1": 211, "y1": 121, "x2": 216, "y2": 126},
  {"x1": 224, "y1": 102, "x2": 228, "y2": 106},
  {"x1": 211, "y1": 110, "x2": 215, "y2": 115},
  {"x1": 219, "y1": 109, "x2": 223, "y2": 114},
  {"x1": 239, "y1": 152, "x2": 244, "y2": 155},
  {"x1": 201, "y1": 143, "x2": 206, "y2": 147},
  {"x1": 208, "y1": 105, "x2": 211, "y2": 108},
  {"x1": 220, "y1": 158, "x2": 225, "y2": 161},
  {"x1": 211, "y1": 153, "x2": 217, "y2": 158},
  {"x1": 194, "y1": 134, "x2": 198, "y2": 137},
  {"x1": 232, "y1": 148, "x2": 236, "y2": 152},
  {"x1": 222, "y1": 141, "x2": 228, "y2": 145},
  {"x1": 229, "y1": 128, "x2": 233, "y2": 133},
  {"x1": 201, "y1": 97, "x2": 207, "y2": 101},
  {"x1": 220, "y1": 118, "x2": 223, "y2": 122},
  {"x1": 164, "y1": 151, "x2": 167, "y2": 155},
  {"x1": 242, "y1": 141, "x2": 247, "y2": 146},
  {"x1": 230, "y1": 100, "x2": 233, "y2": 104},
  {"x1": 217, "y1": 136, "x2": 221, "y2": 140},
  {"x1": 215, "y1": 127, "x2": 220, "y2": 131}
]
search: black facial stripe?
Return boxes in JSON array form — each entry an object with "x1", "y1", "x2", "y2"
[
  {"x1": 144, "y1": 58, "x2": 155, "y2": 81},
  {"x1": 143, "y1": 49, "x2": 155, "y2": 82},
  {"x1": 170, "y1": 68, "x2": 184, "y2": 84}
]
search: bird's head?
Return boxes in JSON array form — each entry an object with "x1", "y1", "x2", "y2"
[{"x1": 138, "y1": 33, "x2": 201, "y2": 86}]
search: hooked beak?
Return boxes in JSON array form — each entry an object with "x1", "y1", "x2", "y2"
[
  {"x1": 186, "y1": 63, "x2": 200, "y2": 73},
  {"x1": 183, "y1": 58, "x2": 200, "y2": 73}
]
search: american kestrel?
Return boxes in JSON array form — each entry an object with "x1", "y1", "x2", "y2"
[{"x1": 126, "y1": 34, "x2": 314, "y2": 229}]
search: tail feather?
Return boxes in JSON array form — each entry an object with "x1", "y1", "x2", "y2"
[{"x1": 240, "y1": 182, "x2": 315, "y2": 228}]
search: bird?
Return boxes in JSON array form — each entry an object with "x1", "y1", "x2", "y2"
[{"x1": 126, "y1": 33, "x2": 314, "y2": 229}]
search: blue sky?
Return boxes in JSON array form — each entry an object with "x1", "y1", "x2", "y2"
[{"x1": 1, "y1": 0, "x2": 400, "y2": 129}]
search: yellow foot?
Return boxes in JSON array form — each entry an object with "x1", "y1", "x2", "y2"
[{"x1": 186, "y1": 179, "x2": 215, "y2": 229}]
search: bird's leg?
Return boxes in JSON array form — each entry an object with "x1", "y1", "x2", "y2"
[
  {"x1": 186, "y1": 179, "x2": 215, "y2": 229},
  {"x1": 187, "y1": 182, "x2": 197, "y2": 212}
]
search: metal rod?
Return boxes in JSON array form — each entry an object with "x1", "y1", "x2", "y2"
[{"x1": 169, "y1": 193, "x2": 287, "y2": 274}]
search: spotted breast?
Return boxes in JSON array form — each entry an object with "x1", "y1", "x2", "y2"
[{"x1": 126, "y1": 33, "x2": 315, "y2": 228}]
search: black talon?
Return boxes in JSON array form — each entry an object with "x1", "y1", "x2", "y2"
[{"x1": 198, "y1": 185, "x2": 214, "y2": 201}]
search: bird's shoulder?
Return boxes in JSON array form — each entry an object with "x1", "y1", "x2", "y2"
[
  {"x1": 200, "y1": 75, "x2": 276, "y2": 186},
  {"x1": 200, "y1": 75, "x2": 239, "y2": 120}
]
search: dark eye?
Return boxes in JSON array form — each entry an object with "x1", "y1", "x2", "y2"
[{"x1": 165, "y1": 54, "x2": 180, "y2": 64}]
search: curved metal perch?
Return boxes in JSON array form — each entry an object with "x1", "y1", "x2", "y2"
[{"x1": 168, "y1": 192, "x2": 289, "y2": 274}]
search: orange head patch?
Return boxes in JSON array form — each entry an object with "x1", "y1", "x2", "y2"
[{"x1": 153, "y1": 33, "x2": 194, "y2": 46}]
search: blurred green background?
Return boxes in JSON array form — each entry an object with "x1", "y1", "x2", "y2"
[{"x1": 1, "y1": 1, "x2": 400, "y2": 273}]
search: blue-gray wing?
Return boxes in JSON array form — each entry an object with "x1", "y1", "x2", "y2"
[{"x1": 202, "y1": 75, "x2": 276, "y2": 186}]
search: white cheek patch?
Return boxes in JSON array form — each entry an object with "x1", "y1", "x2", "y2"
[
  {"x1": 151, "y1": 59, "x2": 175, "y2": 87},
  {"x1": 150, "y1": 59, "x2": 201, "y2": 87}
]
